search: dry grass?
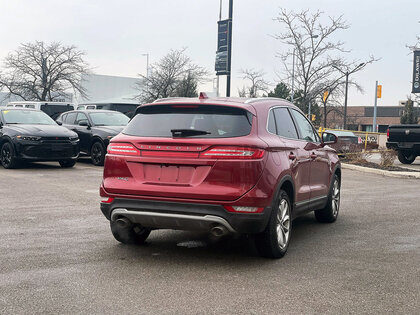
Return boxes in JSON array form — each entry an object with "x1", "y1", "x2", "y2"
[
  {"x1": 343, "y1": 144, "x2": 371, "y2": 164},
  {"x1": 379, "y1": 149, "x2": 396, "y2": 167}
]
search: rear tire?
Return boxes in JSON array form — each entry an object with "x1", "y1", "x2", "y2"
[
  {"x1": 59, "y1": 159, "x2": 76, "y2": 168},
  {"x1": 315, "y1": 174, "x2": 340, "y2": 223},
  {"x1": 91, "y1": 141, "x2": 105, "y2": 166},
  {"x1": 110, "y1": 218, "x2": 151, "y2": 245},
  {"x1": 397, "y1": 151, "x2": 416, "y2": 164},
  {"x1": 1, "y1": 142, "x2": 20, "y2": 169},
  {"x1": 255, "y1": 190, "x2": 292, "y2": 259}
]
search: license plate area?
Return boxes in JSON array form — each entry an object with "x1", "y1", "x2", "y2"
[{"x1": 139, "y1": 163, "x2": 211, "y2": 186}]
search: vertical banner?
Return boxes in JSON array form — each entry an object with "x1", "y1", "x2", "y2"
[{"x1": 412, "y1": 50, "x2": 420, "y2": 93}]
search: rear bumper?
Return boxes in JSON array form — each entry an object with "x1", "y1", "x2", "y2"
[
  {"x1": 386, "y1": 142, "x2": 420, "y2": 153},
  {"x1": 100, "y1": 197, "x2": 271, "y2": 234}
]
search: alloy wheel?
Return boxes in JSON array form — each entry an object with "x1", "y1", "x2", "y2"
[
  {"x1": 91, "y1": 143, "x2": 103, "y2": 165},
  {"x1": 331, "y1": 179, "x2": 340, "y2": 217},
  {"x1": 276, "y1": 198, "x2": 290, "y2": 249},
  {"x1": 1, "y1": 144, "x2": 12, "y2": 167}
]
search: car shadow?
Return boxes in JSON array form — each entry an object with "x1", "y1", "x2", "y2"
[{"x1": 102, "y1": 214, "x2": 330, "y2": 264}]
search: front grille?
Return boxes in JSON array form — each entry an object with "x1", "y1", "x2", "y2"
[
  {"x1": 23, "y1": 144, "x2": 78, "y2": 158},
  {"x1": 40, "y1": 137, "x2": 71, "y2": 144}
]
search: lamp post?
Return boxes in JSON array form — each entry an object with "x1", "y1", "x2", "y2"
[
  {"x1": 141, "y1": 53, "x2": 149, "y2": 94},
  {"x1": 332, "y1": 63, "x2": 365, "y2": 129}
]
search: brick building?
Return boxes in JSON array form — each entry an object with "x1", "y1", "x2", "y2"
[{"x1": 325, "y1": 102, "x2": 419, "y2": 132}]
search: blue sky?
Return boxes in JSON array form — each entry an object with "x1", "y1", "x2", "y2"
[{"x1": 0, "y1": 0, "x2": 418, "y2": 106}]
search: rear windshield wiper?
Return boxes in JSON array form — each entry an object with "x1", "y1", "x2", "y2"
[{"x1": 170, "y1": 129, "x2": 211, "y2": 137}]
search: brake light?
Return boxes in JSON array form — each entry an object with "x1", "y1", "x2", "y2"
[
  {"x1": 107, "y1": 143, "x2": 140, "y2": 156},
  {"x1": 387, "y1": 128, "x2": 389, "y2": 139},
  {"x1": 224, "y1": 205, "x2": 264, "y2": 213},
  {"x1": 200, "y1": 146, "x2": 265, "y2": 159}
]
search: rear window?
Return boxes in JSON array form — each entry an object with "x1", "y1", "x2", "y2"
[
  {"x1": 124, "y1": 105, "x2": 253, "y2": 138},
  {"x1": 41, "y1": 104, "x2": 74, "y2": 119}
]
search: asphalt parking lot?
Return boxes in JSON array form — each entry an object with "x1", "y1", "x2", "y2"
[{"x1": 1, "y1": 162, "x2": 419, "y2": 314}]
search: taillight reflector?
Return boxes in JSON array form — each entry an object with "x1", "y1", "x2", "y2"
[
  {"x1": 387, "y1": 128, "x2": 389, "y2": 139},
  {"x1": 200, "y1": 146, "x2": 264, "y2": 159},
  {"x1": 101, "y1": 197, "x2": 114, "y2": 203},
  {"x1": 224, "y1": 206, "x2": 264, "y2": 213},
  {"x1": 107, "y1": 143, "x2": 140, "y2": 156}
]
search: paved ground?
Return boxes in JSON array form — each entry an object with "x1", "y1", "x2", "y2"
[
  {"x1": 0, "y1": 161, "x2": 419, "y2": 314},
  {"x1": 368, "y1": 153, "x2": 420, "y2": 171}
]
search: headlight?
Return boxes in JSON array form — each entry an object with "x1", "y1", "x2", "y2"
[
  {"x1": 69, "y1": 136, "x2": 79, "y2": 141},
  {"x1": 16, "y1": 135, "x2": 41, "y2": 141},
  {"x1": 107, "y1": 136, "x2": 114, "y2": 140}
]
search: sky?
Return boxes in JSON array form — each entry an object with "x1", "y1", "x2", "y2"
[{"x1": 0, "y1": 0, "x2": 418, "y2": 107}]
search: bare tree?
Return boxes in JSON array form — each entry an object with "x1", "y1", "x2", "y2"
[
  {"x1": 274, "y1": 9, "x2": 376, "y2": 126},
  {"x1": 137, "y1": 49, "x2": 208, "y2": 103},
  {"x1": 0, "y1": 41, "x2": 89, "y2": 101},
  {"x1": 238, "y1": 69, "x2": 270, "y2": 98}
]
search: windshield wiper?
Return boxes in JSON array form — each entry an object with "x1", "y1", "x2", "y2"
[{"x1": 170, "y1": 129, "x2": 211, "y2": 137}]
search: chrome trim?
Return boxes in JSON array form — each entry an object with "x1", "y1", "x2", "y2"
[
  {"x1": 295, "y1": 195, "x2": 328, "y2": 207},
  {"x1": 110, "y1": 208, "x2": 236, "y2": 232}
]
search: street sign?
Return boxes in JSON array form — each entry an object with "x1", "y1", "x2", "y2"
[
  {"x1": 412, "y1": 50, "x2": 420, "y2": 93},
  {"x1": 215, "y1": 19, "x2": 231, "y2": 75},
  {"x1": 217, "y1": 20, "x2": 229, "y2": 51},
  {"x1": 377, "y1": 85, "x2": 382, "y2": 98},
  {"x1": 323, "y1": 90, "x2": 329, "y2": 102}
]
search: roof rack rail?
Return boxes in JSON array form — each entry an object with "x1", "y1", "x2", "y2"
[
  {"x1": 152, "y1": 97, "x2": 186, "y2": 103},
  {"x1": 244, "y1": 97, "x2": 286, "y2": 104}
]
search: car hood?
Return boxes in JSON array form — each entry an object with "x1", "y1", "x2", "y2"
[
  {"x1": 7, "y1": 124, "x2": 77, "y2": 137},
  {"x1": 93, "y1": 126, "x2": 125, "y2": 135}
]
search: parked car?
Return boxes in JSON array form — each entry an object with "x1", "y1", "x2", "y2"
[
  {"x1": 99, "y1": 95, "x2": 341, "y2": 258},
  {"x1": 76, "y1": 103, "x2": 139, "y2": 118},
  {"x1": 56, "y1": 110, "x2": 130, "y2": 166},
  {"x1": 324, "y1": 130, "x2": 362, "y2": 153},
  {"x1": 6, "y1": 101, "x2": 74, "y2": 120},
  {"x1": 386, "y1": 124, "x2": 420, "y2": 164},
  {"x1": 0, "y1": 108, "x2": 79, "y2": 169}
]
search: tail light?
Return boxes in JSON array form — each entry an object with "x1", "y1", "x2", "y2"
[
  {"x1": 224, "y1": 205, "x2": 264, "y2": 213},
  {"x1": 387, "y1": 128, "x2": 389, "y2": 140},
  {"x1": 107, "y1": 143, "x2": 140, "y2": 156},
  {"x1": 200, "y1": 146, "x2": 265, "y2": 159}
]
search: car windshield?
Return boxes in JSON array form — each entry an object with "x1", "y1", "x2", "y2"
[
  {"x1": 89, "y1": 112, "x2": 130, "y2": 126},
  {"x1": 1, "y1": 110, "x2": 56, "y2": 125}
]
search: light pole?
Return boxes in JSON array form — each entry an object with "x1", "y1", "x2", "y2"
[
  {"x1": 141, "y1": 53, "x2": 149, "y2": 94},
  {"x1": 332, "y1": 63, "x2": 365, "y2": 129},
  {"x1": 216, "y1": 0, "x2": 222, "y2": 97}
]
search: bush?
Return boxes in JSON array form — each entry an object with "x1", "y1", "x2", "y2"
[{"x1": 379, "y1": 149, "x2": 396, "y2": 167}]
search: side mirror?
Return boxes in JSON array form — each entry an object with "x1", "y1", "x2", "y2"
[
  {"x1": 321, "y1": 132, "x2": 337, "y2": 146},
  {"x1": 78, "y1": 120, "x2": 90, "y2": 127}
]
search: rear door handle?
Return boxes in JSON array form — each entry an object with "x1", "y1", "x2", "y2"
[
  {"x1": 288, "y1": 152, "x2": 296, "y2": 160},
  {"x1": 310, "y1": 152, "x2": 317, "y2": 159}
]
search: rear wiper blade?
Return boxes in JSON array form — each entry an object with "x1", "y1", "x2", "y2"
[{"x1": 170, "y1": 129, "x2": 211, "y2": 137}]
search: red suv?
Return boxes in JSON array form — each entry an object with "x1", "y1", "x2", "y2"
[{"x1": 100, "y1": 96, "x2": 341, "y2": 258}]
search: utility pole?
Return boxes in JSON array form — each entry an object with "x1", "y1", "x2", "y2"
[
  {"x1": 216, "y1": 0, "x2": 222, "y2": 97},
  {"x1": 226, "y1": 0, "x2": 233, "y2": 96},
  {"x1": 373, "y1": 80, "x2": 378, "y2": 132},
  {"x1": 141, "y1": 53, "x2": 149, "y2": 94},
  {"x1": 343, "y1": 71, "x2": 349, "y2": 129}
]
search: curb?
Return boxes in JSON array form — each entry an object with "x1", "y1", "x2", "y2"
[{"x1": 341, "y1": 163, "x2": 420, "y2": 179}]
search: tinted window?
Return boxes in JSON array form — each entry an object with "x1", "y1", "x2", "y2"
[
  {"x1": 1, "y1": 110, "x2": 56, "y2": 125},
  {"x1": 89, "y1": 112, "x2": 129, "y2": 126},
  {"x1": 124, "y1": 105, "x2": 253, "y2": 138},
  {"x1": 40, "y1": 104, "x2": 74, "y2": 119},
  {"x1": 267, "y1": 110, "x2": 276, "y2": 134},
  {"x1": 75, "y1": 112, "x2": 88, "y2": 125},
  {"x1": 273, "y1": 108, "x2": 298, "y2": 139},
  {"x1": 65, "y1": 112, "x2": 77, "y2": 124},
  {"x1": 290, "y1": 109, "x2": 318, "y2": 142}
]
